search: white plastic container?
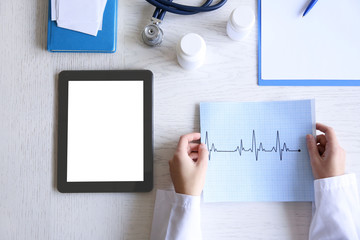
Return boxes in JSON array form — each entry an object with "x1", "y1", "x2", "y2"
[
  {"x1": 176, "y1": 33, "x2": 206, "y2": 70},
  {"x1": 227, "y1": 7, "x2": 255, "y2": 41}
]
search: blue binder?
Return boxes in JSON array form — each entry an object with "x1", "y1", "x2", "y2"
[{"x1": 47, "y1": 0, "x2": 117, "y2": 53}]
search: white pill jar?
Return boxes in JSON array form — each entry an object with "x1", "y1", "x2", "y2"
[
  {"x1": 176, "y1": 33, "x2": 206, "y2": 70},
  {"x1": 227, "y1": 6, "x2": 255, "y2": 41}
]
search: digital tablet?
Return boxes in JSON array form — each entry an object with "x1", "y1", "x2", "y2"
[{"x1": 57, "y1": 70, "x2": 153, "y2": 193}]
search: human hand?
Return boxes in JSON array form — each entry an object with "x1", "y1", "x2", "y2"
[
  {"x1": 306, "y1": 123, "x2": 346, "y2": 180},
  {"x1": 169, "y1": 133, "x2": 209, "y2": 196}
]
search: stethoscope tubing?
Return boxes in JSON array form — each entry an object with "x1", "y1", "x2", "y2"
[{"x1": 146, "y1": 0, "x2": 227, "y2": 18}]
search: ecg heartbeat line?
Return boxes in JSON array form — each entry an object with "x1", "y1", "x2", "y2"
[{"x1": 204, "y1": 130, "x2": 301, "y2": 161}]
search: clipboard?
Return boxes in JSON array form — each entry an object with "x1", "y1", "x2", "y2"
[{"x1": 258, "y1": 0, "x2": 360, "y2": 86}]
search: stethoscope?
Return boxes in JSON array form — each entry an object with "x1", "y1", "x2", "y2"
[{"x1": 142, "y1": 0, "x2": 228, "y2": 46}]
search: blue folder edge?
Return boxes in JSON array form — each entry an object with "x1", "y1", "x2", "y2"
[
  {"x1": 47, "y1": 0, "x2": 117, "y2": 53},
  {"x1": 257, "y1": 0, "x2": 360, "y2": 86}
]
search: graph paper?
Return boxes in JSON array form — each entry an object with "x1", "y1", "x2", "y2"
[{"x1": 200, "y1": 100, "x2": 315, "y2": 202}]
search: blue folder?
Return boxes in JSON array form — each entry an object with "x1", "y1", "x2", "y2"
[{"x1": 47, "y1": 0, "x2": 117, "y2": 53}]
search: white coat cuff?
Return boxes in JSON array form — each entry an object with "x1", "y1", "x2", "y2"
[
  {"x1": 172, "y1": 192, "x2": 201, "y2": 208},
  {"x1": 314, "y1": 173, "x2": 357, "y2": 192}
]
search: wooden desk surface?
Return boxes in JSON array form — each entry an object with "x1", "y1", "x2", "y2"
[{"x1": 1, "y1": 0, "x2": 359, "y2": 239}]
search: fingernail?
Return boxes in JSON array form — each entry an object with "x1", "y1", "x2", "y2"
[{"x1": 200, "y1": 143, "x2": 206, "y2": 149}]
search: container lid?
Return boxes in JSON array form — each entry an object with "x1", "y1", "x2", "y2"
[
  {"x1": 179, "y1": 33, "x2": 205, "y2": 57},
  {"x1": 230, "y1": 7, "x2": 255, "y2": 31}
]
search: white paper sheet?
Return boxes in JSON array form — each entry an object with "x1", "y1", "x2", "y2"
[
  {"x1": 51, "y1": 0, "x2": 57, "y2": 21},
  {"x1": 200, "y1": 100, "x2": 315, "y2": 202},
  {"x1": 51, "y1": 0, "x2": 107, "y2": 36}
]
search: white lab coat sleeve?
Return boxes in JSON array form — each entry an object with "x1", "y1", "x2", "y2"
[
  {"x1": 309, "y1": 173, "x2": 360, "y2": 240},
  {"x1": 150, "y1": 189, "x2": 202, "y2": 240}
]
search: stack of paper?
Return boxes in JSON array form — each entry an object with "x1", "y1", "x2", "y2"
[{"x1": 51, "y1": 0, "x2": 108, "y2": 36}]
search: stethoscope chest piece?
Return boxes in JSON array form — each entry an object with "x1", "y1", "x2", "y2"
[{"x1": 142, "y1": 20, "x2": 164, "y2": 46}]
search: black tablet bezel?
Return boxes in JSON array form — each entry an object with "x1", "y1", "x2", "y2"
[{"x1": 57, "y1": 70, "x2": 153, "y2": 193}]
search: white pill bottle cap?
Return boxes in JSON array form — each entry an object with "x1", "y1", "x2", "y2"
[
  {"x1": 227, "y1": 6, "x2": 255, "y2": 41},
  {"x1": 176, "y1": 33, "x2": 206, "y2": 70}
]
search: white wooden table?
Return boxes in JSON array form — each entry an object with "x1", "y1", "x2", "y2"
[{"x1": 1, "y1": 0, "x2": 359, "y2": 239}]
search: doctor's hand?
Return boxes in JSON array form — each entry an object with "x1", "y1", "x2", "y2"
[
  {"x1": 306, "y1": 123, "x2": 346, "y2": 180},
  {"x1": 169, "y1": 133, "x2": 209, "y2": 196}
]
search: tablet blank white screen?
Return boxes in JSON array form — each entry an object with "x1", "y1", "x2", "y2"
[{"x1": 67, "y1": 81, "x2": 144, "y2": 182}]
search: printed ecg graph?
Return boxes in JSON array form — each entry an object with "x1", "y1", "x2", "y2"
[
  {"x1": 200, "y1": 100, "x2": 315, "y2": 202},
  {"x1": 205, "y1": 130, "x2": 301, "y2": 161}
]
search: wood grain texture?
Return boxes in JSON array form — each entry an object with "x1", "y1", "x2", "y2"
[{"x1": 0, "y1": 0, "x2": 359, "y2": 239}]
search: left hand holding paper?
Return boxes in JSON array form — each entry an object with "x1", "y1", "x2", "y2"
[{"x1": 169, "y1": 133, "x2": 209, "y2": 196}]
